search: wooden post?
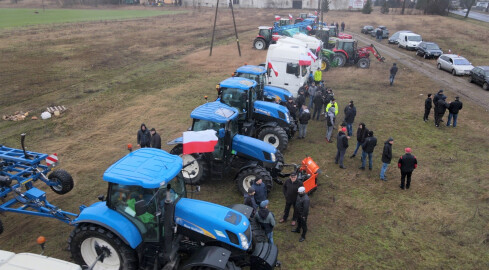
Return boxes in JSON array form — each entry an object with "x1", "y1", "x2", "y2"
[
  {"x1": 209, "y1": 0, "x2": 219, "y2": 56},
  {"x1": 230, "y1": 1, "x2": 241, "y2": 57}
]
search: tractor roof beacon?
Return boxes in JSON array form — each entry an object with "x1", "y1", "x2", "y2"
[
  {"x1": 70, "y1": 148, "x2": 278, "y2": 270},
  {"x1": 168, "y1": 101, "x2": 284, "y2": 195},
  {"x1": 217, "y1": 76, "x2": 295, "y2": 151}
]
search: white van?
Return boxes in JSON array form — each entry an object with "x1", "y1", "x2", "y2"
[
  {"x1": 266, "y1": 43, "x2": 312, "y2": 96},
  {"x1": 398, "y1": 33, "x2": 422, "y2": 50}
]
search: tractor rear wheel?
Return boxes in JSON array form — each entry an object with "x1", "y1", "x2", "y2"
[
  {"x1": 48, "y1": 169, "x2": 74, "y2": 195},
  {"x1": 258, "y1": 126, "x2": 288, "y2": 152},
  {"x1": 253, "y1": 38, "x2": 267, "y2": 50},
  {"x1": 235, "y1": 166, "x2": 273, "y2": 195},
  {"x1": 69, "y1": 224, "x2": 138, "y2": 270},
  {"x1": 170, "y1": 145, "x2": 209, "y2": 185},
  {"x1": 357, "y1": 58, "x2": 370, "y2": 69},
  {"x1": 332, "y1": 53, "x2": 346, "y2": 67},
  {"x1": 321, "y1": 57, "x2": 331, "y2": 71}
]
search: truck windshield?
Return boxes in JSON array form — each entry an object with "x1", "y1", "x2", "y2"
[
  {"x1": 408, "y1": 36, "x2": 422, "y2": 42},
  {"x1": 193, "y1": 119, "x2": 222, "y2": 132},
  {"x1": 220, "y1": 88, "x2": 247, "y2": 113}
]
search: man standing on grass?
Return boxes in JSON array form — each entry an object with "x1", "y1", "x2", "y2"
[
  {"x1": 351, "y1": 123, "x2": 369, "y2": 158},
  {"x1": 297, "y1": 105, "x2": 311, "y2": 139},
  {"x1": 398, "y1": 148, "x2": 418, "y2": 190},
  {"x1": 292, "y1": 187, "x2": 310, "y2": 242},
  {"x1": 254, "y1": 200, "x2": 276, "y2": 244},
  {"x1": 335, "y1": 127, "x2": 349, "y2": 169},
  {"x1": 341, "y1": 21, "x2": 345, "y2": 32},
  {"x1": 314, "y1": 68, "x2": 322, "y2": 85},
  {"x1": 280, "y1": 173, "x2": 302, "y2": 226},
  {"x1": 150, "y1": 128, "x2": 161, "y2": 149},
  {"x1": 423, "y1": 93, "x2": 432, "y2": 122},
  {"x1": 435, "y1": 96, "x2": 449, "y2": 127},
  {"x1": 389, "y1": 63, "x2": 398, "y2": 86},
  {"x1": 344, "y1": 100, "x2": 356, "y2": 137},
  {"x1": 252, "y1": 178, "x2": 267, "y2": 205},
  {"x1": 447, "y1": 96, "x2": 463, "y2": 127},
  {"x1": 359, "y1": 131, "x2": 377, "y2": 171},
  {"x1": 243, "y1": 187, "x2": 258, "y2": 217},
  {"x1": 137, "y1": 123, "x2": 151, "y2": 148},
  {"x1": 380, "y1": 137, "x2": 394, "y2": 181},
  {"x1": 326, "y1": 106, "x2": 336, "y2": 143}
]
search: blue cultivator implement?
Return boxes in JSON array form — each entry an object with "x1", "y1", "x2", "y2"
[{"x1": 0, "y1": 134, "x2": 76, "y2": 234}]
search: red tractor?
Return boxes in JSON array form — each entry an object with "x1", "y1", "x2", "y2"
[
  {"x1": 332, "y1": 39, "x2": 385, "y2": 69},
  {"x1": 253, "y1": 26, "x2": 281, "y2": 50}
]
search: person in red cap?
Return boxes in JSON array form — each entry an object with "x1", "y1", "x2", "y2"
[
  {"x1": 398, "y1": 148, "x2": 418, "y2": 190},
  {"x1": 335, "y1": 127, "x2": 349, "y2": 169}
]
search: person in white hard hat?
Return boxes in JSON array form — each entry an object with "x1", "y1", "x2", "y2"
[{"x1": 291, "y1": 186, "x2": 310, "y2": 242}]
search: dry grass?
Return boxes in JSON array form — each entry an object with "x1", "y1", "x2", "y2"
[{"x1": 1, "y1": 6, "x2": 489, "y2": 269}]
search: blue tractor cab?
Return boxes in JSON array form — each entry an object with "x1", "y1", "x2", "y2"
[
  {"x1": 70, "y1": 148, "x2": 278, "y2": 270},
  {"x1": 169, "y1": 101, "x2": 283, "y2": 195},
  {"x1": 218, "y1": 76, "x2": 295, "y2": 151}
]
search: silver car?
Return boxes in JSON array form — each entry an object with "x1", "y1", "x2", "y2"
[{"x1": 436, "y1": 54, "x2": 474, "y2": 76}]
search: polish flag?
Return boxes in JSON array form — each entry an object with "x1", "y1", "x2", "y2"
[
  {"x1": 299, "y1": 55, "x2": 311, "y2": 66},
  {"x1": 306, "y1": 25, "x2": 312, "y2": 31},
  {"x1": 314, "y1": 10, "x2": 318, "y2": 16},
  {"x1": 288, "y1": 14, "x2": 293, "y2": 20},
  {"x1": 308, "y1": 51, "x2": 318, "y2": 62},
  {"x1": 183, "y1": 130, "x2": 218, "y2": 155},
  {"x1": 275, "y1": 15, "x2": 281, "y2": 21},
  {"x1": 268, "y1": 62, "x2": 279, "y2": 77},
  {"x1": 316, "y1": 46, "x2": 321, "y2": 54}
]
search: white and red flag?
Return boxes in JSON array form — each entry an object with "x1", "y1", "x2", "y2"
[
  {"x1": 288, "y1": 14, "x2": 293, "y2": 20},
  {"x1": 268, "y1": 62, "x2": 279, "y2": 77},
  {"x1": 275, "y1": 15, "x2": 281, "y2": 21},
  {"x1": 306, "y1": 25, "x2": 312, "y2": 31},
  {"x1": 308, "y1": 51, "x2": 318, "y2": 62},
  {"x1": 299, "y1": 55, "x2": 312, "y2": 66},
  {"x1": 183, "y1": 130, "x2": 218, "y2": 155}
]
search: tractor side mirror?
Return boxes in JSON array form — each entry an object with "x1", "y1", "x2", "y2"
[
  {"x1": 98, "y1": 195, "x2": 105, "y2": 201},
  {"x1": 135, "y1": 200, "x2": 146, "y2": 216},
  {"x1": 218, "y1": 128, "x2": 225, "y2": 138}
]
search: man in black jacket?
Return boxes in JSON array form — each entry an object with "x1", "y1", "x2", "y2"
[
  {"x1": 447, "y1": 96, "x2": 463, "y2": 127},
  {"x1": 423, "y1": 94, "x2": 432, "y2": 122},
  {"x1": 297, "y1": 106, "x2": 311, "y2": 139},
  {"x1": 335, "y1": 127, "x2": 349, "y2": 169},
  {"x1": 344, "y1": 100, "x2": 356, "y2": 136},
  {"x1": 389, "y1": 63, "x2": 398, "y2": 86},
  {"x1": 435, "y1": 96, "x2": 449, "y2": 127},
  {"x1": 150, "y1": 128, "x2": 161, "y2": 149},
  {"x1": 312, "y1": 91, "x2": 324, "y2": 120},
  {"x1": 280, "y1": 173, "x2": 303, "y2": 226},
  {"x1": 398, "y1": 148, "x2": 418, "y2": 190},
  {"x1": 285, "y1": 96, "x2": 297, "y2": 120},
  {"x1": 380, "y1": 137, "x2": 394, "y2": 181},
  {"x1": 360, "y1": 130, "x2": 377, "y2": 170},
  {"x1": 137, "y1": 123, "x2": 151, "y2": 148},
  {"x1": 351, "y1": 123, "x2": 368, "y2": 158},
  {"x1": 292, "y1": 187, "x2": 310, "y2": 242},
  {"x1": 296, "y1": 88, "x2": 306, "y2": 113},
  {"x1": 432, "y1": 90, "x2": 446, "y2": 124}
]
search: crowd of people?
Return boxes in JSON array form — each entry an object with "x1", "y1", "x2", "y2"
[{"x1": 424, "y1": 89, "x2": 463, "y2": 127}]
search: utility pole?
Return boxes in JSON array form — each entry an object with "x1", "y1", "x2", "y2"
[
  {"x1": 210, "y1": 0, "x2": 241, "y2": 57},
  {"x1": 229, "y1": 1, "x2": 241, "y2": 57},
  {"x1": 209, "y1": 0, "x2": 220, "y2": 56}
]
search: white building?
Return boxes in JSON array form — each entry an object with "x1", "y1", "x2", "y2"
[{"x1": 182, "y1": 0, "x2": 354, "y2": 10}]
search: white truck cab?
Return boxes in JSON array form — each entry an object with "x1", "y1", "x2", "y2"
[
  {"x1": 0, "y1": 250, "x2": 82, "y2": 270},
  {"x1": 398, "y1": 32, "x2": 422, "y2": 50}
]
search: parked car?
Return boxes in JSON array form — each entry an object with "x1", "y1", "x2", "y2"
[
  {"x1": 416, "y1": 42, "x2": 443, "y2": 59},
  {"x1": 388, "y1": 30, "x2": 411, "y2": 44},
  {"x1": 468, "y1": 66, "x2": 489, "y2": 90},
  {"x1": 437, "y1": 54, "x2": 474, "y2": 76},
  {"x1": 398, "y1": 32, "x2": 422, "y2": 50},
  {"x1": 370, "y1": 26, "x2": 389, "y2": 38},
  {"x1": 361, "y1": 25, "x2": 374, "y2": 34}
]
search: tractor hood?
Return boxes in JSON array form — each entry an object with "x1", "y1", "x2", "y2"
[
  {"x1": 175, "y1": 198, "x2": 251, "y2": 250},
  {"x1": 232, "y1": 134, "x2": 277, "y2": 164},
  {"x1": 263, "y1": 85, "x2": 293, "y2": 102},
  {"x1": 254, "y1": 100, "x2": 290, "y2": 124}
]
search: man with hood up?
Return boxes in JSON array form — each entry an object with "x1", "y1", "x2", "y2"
[
  {"x1": 254, "y1": 200, "x2": 276, "y2": 244},
  {"x1": 137, "y1": 123, "x2": 151, "y2": 148},
  {"x1": 435, "y1": 96, "x2": 449, "y2": 127},
  {"x1": 351, "y1": 123, "x2": 369, "y2": 158}
]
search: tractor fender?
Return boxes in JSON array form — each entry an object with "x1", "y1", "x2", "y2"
[
  {"x1": 167, "y1": 136, "x2": 183, "y2": 145},
  {"x1": 236, "y1": 161, "x2": 260, "y2": 175},
  {"x1": 180, "y1": 246, "x2": 231, "y2": 270},
  {"x1": 73, "y1": 202, "x2": 142, "y2": 249}
]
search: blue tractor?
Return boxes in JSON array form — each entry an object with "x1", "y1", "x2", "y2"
[
  {"x1": 168, "y1": 101, "x2": 283, "y2": 194},
  {"x1": 216, "y1": 77, "x2": 295, "y2": 151},
  {"x1": 69, "y1": 148, "x2": 278, "y2": 270}
]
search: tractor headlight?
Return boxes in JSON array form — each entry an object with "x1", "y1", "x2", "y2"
[
  {"x1": 239, "y1": 233, "x2": 249, "y2": 250},
  {"x1": 270, "y1": 153, "x2": 276, "y2": 162},
  {"x1": 285, "y1": 111, "x2": 290, "y2": 123}
]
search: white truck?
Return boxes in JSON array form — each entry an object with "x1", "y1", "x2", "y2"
[
  {"x1": 0, "y1": 250, "x2": 82, "y2": 270},
  {"x1": 398, "y1": 32, "x2": 423, "y2": 50}
]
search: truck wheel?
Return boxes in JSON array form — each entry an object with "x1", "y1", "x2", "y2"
[
  {"x1": 69, "y1": 224, "x2": 138, "y2": 270},
  {"x1": 321, "y1": 57, "x2": 331, "y2": 71},
  {"x1": 253, "y1": 38, "x2": 266, "y2": 50},
  {"x1": 357, "y1": 58, "x2": 370, "y2": 69},
  {"x1": 170, "y1": 145, "x2": 209, "y2": 185},
  {"x1": 332, "y1": 53, "x2": 346, "y2": 67},
  {"x1": 48, "y1": 169, "x2": 74, "y2": 195},
  {"x1": 235, "y1": 166, "x2": 273, "y2": 195},
  {"x1": 258, "y1": 126, "x2": 288, "y2": 152}
]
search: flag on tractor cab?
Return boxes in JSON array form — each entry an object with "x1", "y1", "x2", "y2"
[
  {"x1": 306, "y1": 25, "x2": 312, "y2": 31},
  {"x1": 299, "y1": 54, "x2": 312, "y2": 66},
  {"x1": 183, "y1": 130, "x2": 218, "y2": 155},
  {"x1": 308, "y1": 51, "x2": 317, "y2": 62},
  {"x1": 268, "y1": 62, "x2": 279, "y2": 76},
  {"x1": 275, "y1": 15, "x2": 281, "y2": 21},
  {"x1": 288, "y1": 14, "x2": 293, "y2": 20}
]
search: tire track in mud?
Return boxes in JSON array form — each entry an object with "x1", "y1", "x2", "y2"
[{"x1": 351, "y1": 32, "x2": 489, "y2": 112}]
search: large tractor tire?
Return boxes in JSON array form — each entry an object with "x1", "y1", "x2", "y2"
[
  {"x1": 257, "y1": 126, "x2": 288, "y2": 152},
  {"x1": 170, "y1": 145, "x2": 209, "y2": 185},
  {"x1": 253, "y1": 38, "x2": 267, "y2": 50},
  {"x1": 235, "y1": 166, "x2": 273, "y2": 195},
  {"x1": 69, "y1": 224, "x2": 138, "y2": 270},
  {"x1": 332, "y1": 53, "x2": 346, "y2": 67},
  {"x1": 357, "y1": 58, "x2": 370, "y2": 69},
  {"x1": 321, "y1": 57, "x2": 331, "y2": 71},
  {"x1": 48, "y1": 169, "x2": 74, "y2": 195}
]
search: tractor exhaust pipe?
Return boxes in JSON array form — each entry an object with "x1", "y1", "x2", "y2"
[{"x1": 20, "y1": 133, "x2": 31, "y2": 159}]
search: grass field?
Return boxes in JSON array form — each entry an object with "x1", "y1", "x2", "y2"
[
  {"x1": 0, "y1": 8, "x2": 186, "y2": 28},
  {"x1": 1, "y1": 6, "x2": 489, "y2": 269}
]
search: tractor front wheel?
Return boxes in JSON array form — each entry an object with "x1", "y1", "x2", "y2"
[
  {"x1": 357, "y1": 58, "x2": 370, "y2": 69},
  {"x1": 170, "y1": 145, "x2": 209, "y2": 185},
  {"x1": 69, "y1": 224, "x2": 138, "y2": 270},
  {"x1": 48, "y1": 169, "x2": 74, "y2": 195},
  {"x1": 321, "y1": 57, "x2": 331, "y2": 71},
  {"x1": 258, "y1": 126, "x2": 289, "y2": 152},
  {"x1": 332, "y1": 53, "x2": 346, "y2": 67},
  {"x1": 235, "y1": 166, "x2": 273, "y2": 195},
  {"x1": 253, "y1": 38, "x2": 267, "y2": 50}
]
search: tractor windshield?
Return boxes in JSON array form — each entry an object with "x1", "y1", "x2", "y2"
[
  {"x1": 220, "y1": 88, "x2": 248, "y2": 114},
  {"x1": 259, "y1": 29, "x2": 271, "y2": 41},
  {"x1": 236, "y1": 73, "x2": 265, "y2": 90},
  {"x1": 192, "y1": 119, "x2": 223, "y2": 132}
]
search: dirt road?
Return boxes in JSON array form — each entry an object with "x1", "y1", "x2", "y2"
[{"x1": 352, "y1": 32, "x2": 489, "y2": 112}]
